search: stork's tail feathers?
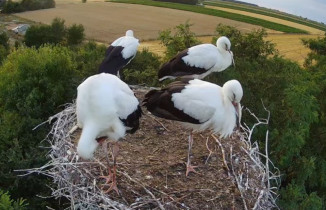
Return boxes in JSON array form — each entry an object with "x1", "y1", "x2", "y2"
[
  {"x1": 143, "y1": 89, "x2": 161, "y2": 112},
  {"x1": 120, "y1": 105, "x2": 142, "y2": 134},
  {"x1": 158, "y1": 62, "x2": 172, "y2": 81}
]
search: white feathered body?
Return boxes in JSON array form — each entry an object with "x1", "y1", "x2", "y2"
[
  {"x1": 76, "y1": 73, "x2": 139, "y2": 159},
  {"x1": 111, "y1": 35, "x2": 139, "y2": 60},
  {"x1": 171, "y1": 79, "x2": 237, "y2": 137},
  {"x1": 182, "y1": 44, "x2": 233, "y2": 77}
]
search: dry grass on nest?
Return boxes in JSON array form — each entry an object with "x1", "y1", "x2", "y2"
[{"x1": 18, "y1": 88, "x2": 280, "y2": 209}]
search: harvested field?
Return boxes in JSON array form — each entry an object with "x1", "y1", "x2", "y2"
[
  {"x1": 139, "y1": 34, "x2": 320, "y2": 66},
  {"x1": 205, "y1": 5, "x2": 324, "y2": 35},
  {"x1": 266, "y1": 34, "x2": 320, "y2": 66},
  {"x1": 15, "y1": 0, "x2": 273, "y2": 43}
]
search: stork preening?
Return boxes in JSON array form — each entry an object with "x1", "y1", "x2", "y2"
[
  {"x1": 98, "y1": 30, "x2": 139, "y2": 77},
  {"x1": 158, "y1": 36, "x2": 234, "y2": 81},
  {"x1": 76, "y1": 73, "x2": 142, "y2": 193},
  {"x1": 143, "y1": 79, "x2": 243, "y2": 176}
]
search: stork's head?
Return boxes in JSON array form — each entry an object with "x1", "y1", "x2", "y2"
[
  {"x1": 126, "y1": 30, "x2": 134, "y2": 37},
  {"x1": 223, "y1": 80, "x2": 243, "y2": 129},
  {"x1": 216, "y1": 36, "x2": 232, "y2": 52}
]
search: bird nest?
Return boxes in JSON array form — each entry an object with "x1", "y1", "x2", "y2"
[{"x1": 20, "y1": 88, "x2": 280, "y2": 209}]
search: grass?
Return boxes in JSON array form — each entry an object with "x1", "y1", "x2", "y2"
[
  {"x1": 204, "y1": 1, "x2": 326, "y2": 31},
  {"x1": 108, "y1": 0, "x2": 308, "y2": 34}
]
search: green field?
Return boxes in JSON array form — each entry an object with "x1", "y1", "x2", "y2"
[
  {"x1": 109, "y1": 0, "x2": 308, "y2": 34},
  {"x1": 204, "y1": 0, "x2": 326, "y2": 31}
]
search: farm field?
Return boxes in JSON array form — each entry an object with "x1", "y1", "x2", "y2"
[
  {"x1": 204, "y1": 1, "x2": 326, "y2": 31},
  {"x1": 15, "y1": 0, "x2": 266, "y2": 43},
  {"x1": 14, "y1": 0, "x2": 322, "y2": 65},
  {"x1": 139, "y1": 34, "x2": 319, "y2": 66},
  {"x1": 205, "y1": 5, "x2": 324, "y2": 35}
]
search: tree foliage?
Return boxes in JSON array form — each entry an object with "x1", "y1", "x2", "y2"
[
  {"x1": 158, "y1": 21, "x2": 201, "y2": 61},
  {"x1": 67, "y1": 24, "x2": 85, "y2": 46},
  {"x1": 206, "y1": 24, "x2": 325, "y2": 209},
  {"x1": 0, "y1": 32, "x2": 10, "y2": 64},
  {"x1": 123, "y1": 48, "x2": 162, "y2": 86},
  {"x1": 2, "y1": 0, "x2": 55, "y2": 13},
  {"x1": 0, "y1": 45, "x2": 80, "y2": 208},
  {"x1": 24, "y1": 18, "x2": 85, "y2": 48},
  {"x1": 0, "y1": 190, "x2": 27, "y2": 210}
]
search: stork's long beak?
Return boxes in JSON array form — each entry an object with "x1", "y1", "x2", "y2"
[
  {"x1": 227, "y1": 50, "x2": 235, "y2": 67},
  {"x1": 233, "y1": 102, "x2": 241, "y2": 130}
]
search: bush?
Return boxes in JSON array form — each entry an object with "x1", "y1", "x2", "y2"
[
  {"x1": 0, "y1": 32, "x2": 10, "y2": 64},
  {"x1": 158, "y1": 21, "x2": 201, "y2": 61},
  {"x1": 24, "y1": 24, "x2": 53, "y2": 48},
  {"x1": 204, "y1": 24, "x2": 325, "y2": 209},
  {"x1": 123, "y1": 48, "x2": 163, "y2": 86},
  {"x1": 0, "y1": 32, "x2": 9, "y2": 50},
  {"x1": 1, "y1": 0, "x2": 22, "y2": 13},
  {"x1": 67, "y1": 24, "x2": 85, "y2": 46},
  {"x1": 74, "y1": 41, "x2": 106, "y2": 79},
  {"x1": 24, "y1": 18, "x2": 85, "y2": 48},
  {"x1": 0, "y1": 190, "x2": 27, "y2": 210},
  {"x1": 2, "y1": 0, "x2": 54, "y2": 13},
  {"x1": 212, "y1": 24, "x2": 277, "y2": 60},
  {"x1": 0, "y1": 45, "x2": 79, "y2": 208}
]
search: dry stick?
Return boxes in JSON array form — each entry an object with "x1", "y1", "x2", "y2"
[
  {"x1": 211, "y1": 134, "x2": 230, "y2": 173},
  {"x1": 147, "y1": 114, "x2": 170, "y2": 132},
  {"x1": 205, "y1": 136, "x2": 214, "y2": 164}
]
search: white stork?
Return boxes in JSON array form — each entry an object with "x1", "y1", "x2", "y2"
[
  {"x1": 98, "y1": 30, "x2": 139, "y2": 77},
  {"x1": 76, "y1": 73, "x2": 142, "y2": 193},
  {"x1": 143, "y1": 79, "x2": 243, "y2": 176},
  {"x1": 158, "y1": 36, "x2": 234, "y2": 81}
]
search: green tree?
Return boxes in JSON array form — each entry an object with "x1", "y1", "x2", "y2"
[
  {"x1": 0, "y1": 32, "x2": 9, "y2": 64},
  {"x1": 24, "y1": 24, "x2": 52, "y2": 48},
  {"x1": 24, "y1": 18, "x2": 85, "y2": 48},
  {"x1": 67, "y1": 24, "x2": 85, "y2": 45},
  {"x1": 206, "y1": 24, "x2": 323, "y2": 209},
  {"x1": 0, "y1": 190, "x2": 27, "y2": 210},
  {"x1": 49, "y1": 18, "x2": 66, "y2": 44},
  {"x1": 158, "y1": 21, "x2": 201, "y2": 60},
  {"x1": 1, "y1": 0, "x2": 22, "y2": 13},
  {"x1": 123, "y1": 48, "x2": 162, "y2": 86},
  {"x1": 0, "y1": 32, "x2": 9, "y2": 50},
  {"x1": 0, "y1": 45, "x2": 79, "y2": 208}
]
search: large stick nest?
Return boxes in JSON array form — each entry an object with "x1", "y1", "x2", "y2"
[{"x1": 21, "y1": 88, "x2": 280, "y2": 209}]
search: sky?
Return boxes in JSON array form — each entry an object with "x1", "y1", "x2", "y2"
[{"x1": 239, "y1": 0, "x2": 326, "y2": 24}]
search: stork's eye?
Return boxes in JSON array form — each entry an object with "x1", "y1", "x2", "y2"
[
  {"x1": 233, "y1": 93, "x2": 236, "y2": 101},
  {"x1": 225, "y1": 44, "x2": 228, "y2": 50}
]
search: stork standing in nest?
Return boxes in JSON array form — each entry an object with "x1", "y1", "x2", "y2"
[
  {"x1": 76, "y1": 73, "x2": 142, "y2": 193},
  {"x1": 158, "y1": 36, "x2": 234, "y2": 81},
  {"x1": 98, "y1": 30, "x2": 139, "y2": 78},
  {"x1": 143, "y1": 79, "x2": 243, "y2": 176}
]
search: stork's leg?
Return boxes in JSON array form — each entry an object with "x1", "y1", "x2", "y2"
[
  {"x1": 103, "y1": 142, "x2": 119, "y2": 194},
  {"x1": 99, "y1": 140, "x2": 113, "y2": 185},
  {"x1": 185, "y1": 131, "x2": 198, "y2": 176}
]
